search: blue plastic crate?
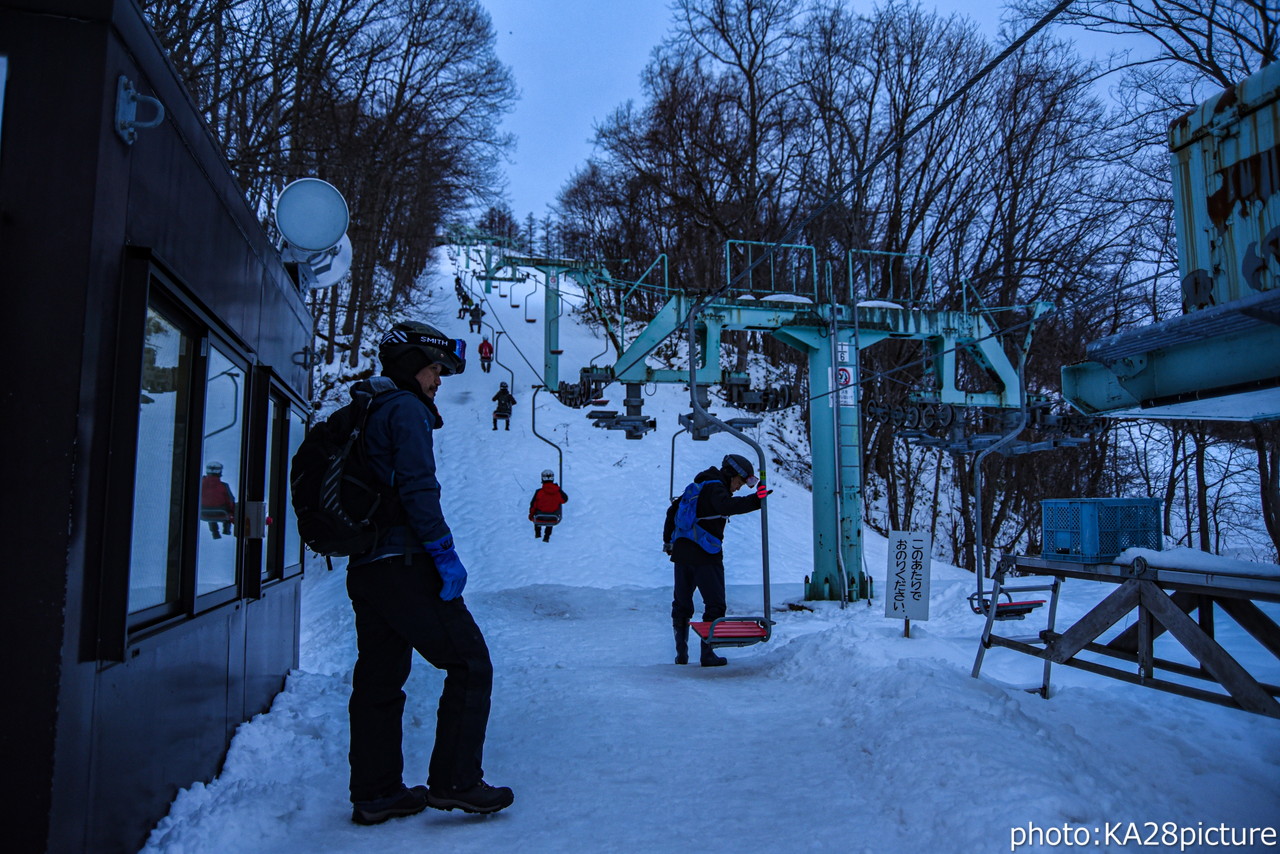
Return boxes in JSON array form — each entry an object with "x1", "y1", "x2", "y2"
[{"x1": 1041, "y1": 498, "x2": 1163, "y2": 563}]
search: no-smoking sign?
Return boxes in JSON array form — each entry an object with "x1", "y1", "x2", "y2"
[{"x1": 835, "y1": 367, "x2": 856, "y2": 405}]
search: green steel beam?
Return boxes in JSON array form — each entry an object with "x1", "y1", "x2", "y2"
[
  {"x1": 543, "y1": 269, "x2": 561, "y2": 389},
  {"x1": 1062, "y1": 318, "x2": 1280, "y2": 421},
  {"x1": 776, "y1": 325, "x2": 887, "y2": 600}
]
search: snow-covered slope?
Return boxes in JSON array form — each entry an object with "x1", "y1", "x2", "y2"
[{"x1": 141, "y1": 258, "x2": 1280, "y2": 854}]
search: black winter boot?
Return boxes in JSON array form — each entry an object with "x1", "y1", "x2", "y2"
[
  {"x1": 352, "y1": 785, "x2": 430, "y2": 825},
  {"x1": 427, "y1": 780, "x2": 514, "y2": 814},
  {"x1": 699, "y1": 641, "x2": 727, "y2": 667},
  {"x1": 673, "y1": 622, "x2": 689, "y2": 665}
]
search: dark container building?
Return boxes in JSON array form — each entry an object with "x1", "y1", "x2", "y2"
[{"x1": 1, "y1": 1, "x2": 313, "y2": 849}]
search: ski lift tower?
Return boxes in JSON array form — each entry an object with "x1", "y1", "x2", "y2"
[
  {"x1": 602, "y1": 244, "x2": 1031, "y2": 601},
  {"x1": 494, "y1": 244, "x2": 1035, "y2": 601}
]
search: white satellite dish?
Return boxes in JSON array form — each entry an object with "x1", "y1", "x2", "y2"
[
  {"x1": 275, "y1": 178, "x2": 349, "y2": 252},
  {"x1": 309, "y1": 233, "x2": 353, "y2": 289}
]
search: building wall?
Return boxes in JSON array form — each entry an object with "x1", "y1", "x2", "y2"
[{"x1": 0, "y1": 2, "x2": 312, "y2": 850}]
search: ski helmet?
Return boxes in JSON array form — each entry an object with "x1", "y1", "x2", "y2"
[
  {"x1": 541, "y1": 469, "x2": 555, "y2": 482},
  {"x1": 379, "y1": 321, "x2": 466, "y2": 376},
  {"x1": 721, "y1": 453, "x2": 758, "y2": 487},
  {"x1": 500, "y1": 381, "x2": 508, "y2": 389},
  {"x1": 206, "y1": 461, "x2": 223, "y2": 475}
]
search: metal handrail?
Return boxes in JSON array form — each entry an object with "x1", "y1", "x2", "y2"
[
  {"x1": 530, "y1": 386, "x2": 563, "y2": 485},
  {"x1": 724, "y1": 240, "x2": 819, "y2": 301}
]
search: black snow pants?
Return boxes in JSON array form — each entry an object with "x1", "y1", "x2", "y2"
[
  {"x1": 345, "y1": 552, "x2": 493, "y2": 802},
  {"x1": 671, "y1": 560, "x2": 726, "y2": 626}
]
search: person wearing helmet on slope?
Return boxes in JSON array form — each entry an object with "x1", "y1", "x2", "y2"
[
  {"x1": 342, "y1": 320, "x2": 513, "y2": 825},
  {"x1": 491, "y1": 382, "x2": 516, "y2": 431},
  {"x1": 199, "y1": 461, "x2": 236, "y2": 538},
  {"x1": 663, "y1": 453, "x2": 771, "y2": 667},
  {"x1": 477, "y1": 336, "x2": 494, "y2": 373},
  {"x1": 528, "y1": 469, "x2": 568, "y2": 542}
]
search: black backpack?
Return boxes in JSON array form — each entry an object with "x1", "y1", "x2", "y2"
[{"x1": 289, "y1": 378, "x2": 404, "y2": 560}]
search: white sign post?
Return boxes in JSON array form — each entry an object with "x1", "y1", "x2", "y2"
[{"x1": 885, "y1": 531, "x2": 932, "y2": 637}]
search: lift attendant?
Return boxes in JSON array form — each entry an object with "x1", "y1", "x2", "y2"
[{"x1": 664, "y1": 454, "x2": 770, "y2": 666}]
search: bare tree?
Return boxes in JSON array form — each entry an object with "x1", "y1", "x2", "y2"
[{"x1": 141, "y1": 0, "x2": 516, "y2": 376}]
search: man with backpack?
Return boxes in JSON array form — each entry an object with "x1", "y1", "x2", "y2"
[
  {"x1": 477, "y1": 336, "x2": 494, "y2": 373},
  {"x1": 663, "y1": 454, "x2": 769, "y2": 667},
  {"x1": 330, "y1": 320, "x2": 513, "y2": 825},
  {"x1": 468, "y1": 302, "x2": 485, "y2": 333}
]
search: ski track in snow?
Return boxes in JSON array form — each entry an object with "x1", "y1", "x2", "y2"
[{"x1": 141, "y1": 262, "x2": 1280, "y2": 854}]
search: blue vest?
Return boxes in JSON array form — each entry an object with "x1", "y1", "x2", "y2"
[{"x1": 669, "y1": 481, "x2": 723, "y2": 554}]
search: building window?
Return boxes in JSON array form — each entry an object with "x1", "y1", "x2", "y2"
[
  {"x1": 196, "y1": 346, "x2": 244, "y2": 597},
  {"x1": 128, "y1": 305, "x2": 193, "y2": 615},
  {"x1": 120, "y1": 275, "x2": 305, "y2": 635},
  {"x1": 282, "y1": 407, "x2": 307, "y2": 575},
  {"x1": 261, "y1": 396, "x2": 279, "y2": 584}
]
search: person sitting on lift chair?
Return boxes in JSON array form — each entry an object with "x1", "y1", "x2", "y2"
[
  {"x1": 200, "y1": 461, "x2": 236, "y2": 539},
  {"x1": 477, "y1": 336, "x2": 494, "y2": 373},
  {"x1": 528, "y1": 470, "x2": 568, "y2": 542},
  {"x1": 492, "y1": 382, "x2": 516, "y2": 431}
]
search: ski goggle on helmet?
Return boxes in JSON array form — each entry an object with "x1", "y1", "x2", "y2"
[
  {"x1": 206, "y1": 461, "x2": 223, "y2": 475},
  {"x1": 722, "y1": 453, "x2": 759, "y2": 488},
  {"x1": 541, "y1": 469, "x2": 555, "y2": 482},
  {"x1": 379, "y1": 322, "x2": 466, "y2": 375}
]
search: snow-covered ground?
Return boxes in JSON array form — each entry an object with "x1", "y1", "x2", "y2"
[{"x1": 141, "y1": 258, "x2": 1280, "y2": 853}]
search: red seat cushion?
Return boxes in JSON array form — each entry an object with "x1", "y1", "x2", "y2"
[{"x1": 691, "y1": 620, "x2": 768, "y2": 639}]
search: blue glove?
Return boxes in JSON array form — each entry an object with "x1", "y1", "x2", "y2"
[{"x1": 424, "y1": 535, "x2": 467, "y2": 601}]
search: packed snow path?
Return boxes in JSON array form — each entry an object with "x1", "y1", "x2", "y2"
[{"x1": 142, "y1": 264, "x2": 1280, "y2": 853}]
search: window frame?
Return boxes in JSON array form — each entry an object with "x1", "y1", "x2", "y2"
[
  {"x1": 191, "y1": 335, "x2": 251, "y2": 615},
  {"x1": 99, "y1": 253, "x2": 311, "y2": 652},
  {"x1": 121, "y1": 286, "x2": 202, "y2": 629},
  {"x1": 251, "y1": 378, "x2": 308, "y2": 593},
  {"x1": 275, "y1": 397, "x2": 310, "y2": 582}
]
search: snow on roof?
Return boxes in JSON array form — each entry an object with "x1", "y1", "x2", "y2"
[
  {"x1": 857, "y1": 299, "x2": 904, "y2": 309},
  {"x1": 760, "y1": 293, "x2": 813, "y2": 304}
]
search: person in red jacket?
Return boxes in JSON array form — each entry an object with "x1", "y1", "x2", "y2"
[
  {"x1": 200, "y1": 461, "x2": 236, "y2": 539},
  {"x1": 477, "y1": 336, "x2": 494, "y2": 373},
  {"x1": 528, "y1": 470, "x2": 568, "y2": 542}
]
